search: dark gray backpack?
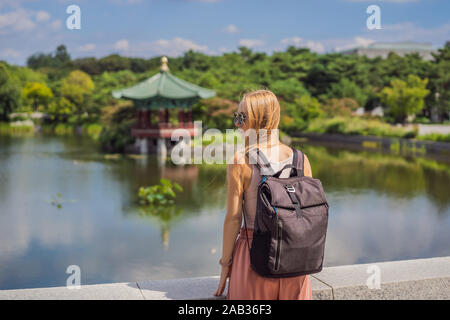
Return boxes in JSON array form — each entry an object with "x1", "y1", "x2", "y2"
[{"x1": 243, "y1": 147, "x2": 329, "y2": 278}]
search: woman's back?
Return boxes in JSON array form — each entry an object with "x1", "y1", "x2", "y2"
[{"x1": 242, "y1": 148, "x2": 294, "y2": 229}]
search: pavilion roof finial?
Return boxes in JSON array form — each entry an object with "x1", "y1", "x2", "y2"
[{"x1": 160, "y1": 56, "x2": 169, "y2": 72}]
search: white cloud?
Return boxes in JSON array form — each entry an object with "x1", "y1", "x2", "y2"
[
  {"x1": 132, "y1": 37, "x2": 212, "y2": 56},
  {"x1": 223, "y1": 24, "x2": 240, "y2": 34},
  {"x1": 35, "y1": 10, "x2": 50, "y2": 22},
  {"x1": 0, "y1": 48, "x2": 21, "y2": 58},
  {"x1": 0, "y1": 6, "x2": 62, "y2": 35},
  {"x1": 305, "y1": 40, "x2": 326, "y2": 53},
  {"x1": 280, "y1": 37, "x2": 325, "y2": 53},
  {"x1": 110, "y1": 0, "x2": 144, "y2": 4},
  {"x1": 78, "y1": 43, "x2": 96, "y2": 52},
  {"x1": 314, "y1": 21, "x2": 450, "y2": 53},
  {"x1": 345, "y1": 0, "x2": 419, "y2": 2},
  {"x1": 50, "y1": 19, "x2": 62, "y2": 31},
  {"x1": 281, "y1": 37, "x2": 303, "y2": 47},
  {"x1": 0, "y1": 8, "x2": 36, "y2": 34},
  {"x1": 377, "y1": 22, "x2": 450, "y2": 43},
  {"x1": 335, "y1": 36, "x2": 375, "y2": 52},
  {"x1": 114, "y1": 39, "x2": 130, "y2": 51},
  {"x1": 239, "y1": 39, "x2": 265, "y2": 48}
]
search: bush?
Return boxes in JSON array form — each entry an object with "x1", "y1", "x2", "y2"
[
  {"x1": 99, "y1": 119, "x2": 135, "y2": 152},
  {"x1": 82, "y1": 123, "x2": 103, "y2": 140},
  {"x1": 138, "y1": 178, "x2": 183, "y2": 206},
  {"x1": 99, "y1": 101, "x2": 136, "y2": 151},
  {"x1": 305, "y1": 116, "x2": 418, "y2": 138},
  {"x1": 0, "y1": 122, "x2": 34, "y2": 135},
  {"x1": 417, "y1": 133, "x2": 450, "y2": 142},
  {"x1": 322, "y1": 98, "x2": 359, "y2": 117}
]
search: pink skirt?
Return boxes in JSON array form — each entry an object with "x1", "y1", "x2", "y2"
[{"x1": 226, "y1": 227, "x2": 312, "y2": 300}]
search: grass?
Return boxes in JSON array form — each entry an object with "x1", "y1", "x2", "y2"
[
  {"x1": 416, "y1": 133, "x2": 450, "y2": 143},
  {"x1": 304, "y1": 116, "x2": 418, "y2": 139},
  {"x1": 0, "y1": 122, "x2": 102, "y2": 140},
  {"x1": 0, "y1": 122, "x2": 34, "y2": 135}
]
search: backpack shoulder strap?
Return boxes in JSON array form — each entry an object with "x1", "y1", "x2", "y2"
[
  {"x1": 246, "y1": 148, "x2": 275, "y2": 175},
  {"x1": 272, "y1": 147, "x2": 304, "y2": 178},
  {"x1": 293, "y1": 147, "x2": 305, "y2": 177}
]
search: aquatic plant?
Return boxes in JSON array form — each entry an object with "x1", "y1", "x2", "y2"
[{"x1": 138, "y1": 178, "x2": 183, "y2": 206}]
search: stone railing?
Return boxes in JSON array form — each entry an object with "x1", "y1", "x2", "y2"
[{"x1": 1, "y1": 257, "x2": 448, "y2": 300}]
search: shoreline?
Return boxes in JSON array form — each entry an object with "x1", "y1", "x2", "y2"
[
  {"x1": 1, "y1": 256, "x2": 448, "y2": 300},
  {"x1": 292, "y1": 132, "x2": 450, "y2": 161}
]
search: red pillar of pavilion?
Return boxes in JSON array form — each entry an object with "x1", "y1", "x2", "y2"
[
  {"x1": 178, "y1": 109, "x2": 185, "y2": 127},
  {"x1": 164, "y1": 109, "x2": 169, "y2": 126},
  {"x1": 141, "y1": 110, "x2": 149, "y2": 128}
]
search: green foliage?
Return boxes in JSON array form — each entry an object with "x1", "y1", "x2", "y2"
[
  {"x1": 138, "y1": 178, "x2": 183, "y2": 206},
  {"x1": 1, "y1": 42, "x2": 446, "y2": 141},
  {"x1": 305, "y1": 116, "x2": 418, "y2": 138},
  {"x1": 322, "y1": 97, "x2": 360, "y2": 117},
  {"x1": 45, "y1": 97, "x2": 75, "y2": 121},
  {"x1": 0, "y1": 122, "x2": 34, "y2": 135},
  {"x1": 193, "y1": 97, "x2": 237, "y2": 130},
  {"x1": 327, "y1": 78, "x2": 370, "y2": 107},
  {"x1": 22, "y1": 82, "x2": 53, "y2": 111},
  {"x1": 27, "y1": 45, "x2": 71, "y2": 69},
  {"x1": 270, "y1": 78, "x2": 309, "y2": 101},
  {"x1": 417, "y1": 133, "x2": 450, "y2": 142},
  {"x1": 379, "y1": 75, "x2": 430, "y2": 124},
  {"x1": 82, "y1": 123, "x2": 103, "y2": 140},
  {"x1": 427, "y1": 44, "x2": 450, "y2": 121},
  {"x1": 281, "y1": 95, "x2": 323, "y2": 132},
  {"x1": 0, "y1": 63, "x2": 21, "y2": 121},
  {"x1": 98, "y1": 102, "x2": 136, "y2": 151},
  {"x1": 61, "y1": 70, "x2": 95, "y2": 122}
]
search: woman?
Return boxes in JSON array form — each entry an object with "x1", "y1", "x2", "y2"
[{"x1": 213, "y1": 89, "x2": 313, "y2": 300}]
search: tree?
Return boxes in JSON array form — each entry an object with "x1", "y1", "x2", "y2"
[
  {"x1": 45, "y1": 97, "x2": 76, "y2": 122},
  {"x1": 99, "y1": 54, "x2": 131, "y2": 72},
  {"x1": 61, "y1": 70, "x2": 94, "y2": 122},
  {"x1": 327, "y1": 78, "x2": 370, "y2": 108},
  {"x1": 26, "y1": 45, "x2": 71, "y2": 69},
  {"x1": 0, "y1": 63, "x2": 21, "y2": 121},
  {"x1": 22, "y1": 82, "x2": 53, "y2": 111},
  {"x1": 281, "y1": 95, "x2": 323, "y2": 132},
  {"x1": 54, "y1": 45, "x2": 71, "y2": 66},
  {"x1": 322, "y1": 98, "x2": 359, "y2": 117},
  {"x1": 427, "y1": 43, "x2": 450, "y2": 122},
  {"x1": 379, "y1": 75, "x2": 430, "y2": 124},
  {"x1": 270, "y1": 78, "x2": 309, "y2": 101}
]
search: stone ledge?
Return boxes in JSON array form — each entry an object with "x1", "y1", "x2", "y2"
[
  {"x1": 0, "y1": 257, "x2": 448, "y2": 300},
  {"x1": 312, "y1": 256, "x2": 450, "y2": 300},
  {"x1": 0, "y1": 282, "x2": 144, "y2": 300}
]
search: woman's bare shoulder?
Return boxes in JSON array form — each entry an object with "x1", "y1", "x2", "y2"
[{"x1": 303, "y1": 153, "x2": 312, "y2": 177}]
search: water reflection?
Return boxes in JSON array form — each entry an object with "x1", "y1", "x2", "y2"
[{"x1": 0, "y1": 135, "x2": 448, "y2": 290}]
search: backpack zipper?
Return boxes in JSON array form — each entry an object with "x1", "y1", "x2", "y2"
[{"x1": 274, "y1": 220, "x2": 282, "y2": 271}]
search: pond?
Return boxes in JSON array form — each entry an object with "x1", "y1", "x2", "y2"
[{"x1": 0, "y1": 135, "x2": 449, "y2": 290}]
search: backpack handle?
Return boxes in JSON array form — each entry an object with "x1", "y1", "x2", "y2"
[
  {"x1": 247, "y1": 147, "x2": 305, "y2": 177},
  {"x1": 272, "y1": 148, "x2": 304, "y2": 178}
]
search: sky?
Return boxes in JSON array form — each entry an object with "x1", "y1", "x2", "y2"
[{"x1": 0, "y1": 0, "x2": 449, "y2": 65}]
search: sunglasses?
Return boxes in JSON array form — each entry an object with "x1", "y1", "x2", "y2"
[{"x1": 233, "y1": 112, "x2": 247, "y2": 125}]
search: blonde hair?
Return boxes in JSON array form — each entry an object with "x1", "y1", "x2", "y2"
[
  {"x1": 238, "y1": 89, "x2": 281, "y2": 161},
  {"x1": 240, "y1": 89, "x2": 280, "y2": 132}
]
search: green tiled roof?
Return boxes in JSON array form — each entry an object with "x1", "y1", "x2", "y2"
[{"x1": 112, "y1": 60, "x2": 215, "y2": 102}]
